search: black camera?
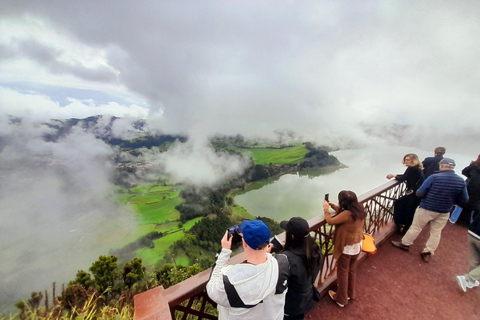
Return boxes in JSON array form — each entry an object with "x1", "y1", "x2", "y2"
[
  {"x1": 325, "y1": 193, "x2": 329, "y2": 201},
  {"x1": 227, "y1": 225, "x2": 243, "y2": 247},
  {"x1": 270, "y1": 235, "x2": 284, "y2": 254}
]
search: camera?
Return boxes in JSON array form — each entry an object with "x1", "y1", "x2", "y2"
[
  {"x1": 227, "y1": 225, "x2": 243, "y2": 247},
  {"x1": 269, "y1": 235, "x2": 284, "y2": 254}
]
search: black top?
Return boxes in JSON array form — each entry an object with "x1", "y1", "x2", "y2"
[
  {"x1": 462, "y1": 163, "x2": 480, "y2": 210},
  {"x1": 282, "y1": 245, "x2": 322, "y2": 317},
  {"x1": 396, "y1": 166, "x2": 424, "y2": 191}
]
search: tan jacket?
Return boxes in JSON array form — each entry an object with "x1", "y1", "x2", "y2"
[{"x1": 325, "y1": 209, "x2": 364, "y2": 260}]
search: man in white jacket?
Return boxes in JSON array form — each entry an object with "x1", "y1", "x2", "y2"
[{"x1": 206, "y1": 220, "x2": 288, "y2": 320}]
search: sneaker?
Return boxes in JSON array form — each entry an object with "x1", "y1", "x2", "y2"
[
  {"x1": 421, "y1": 252, "x2": 431, "y2": 263},
  {"x1": 449, "y1": 218, "x2": 456, "y2": 224},
  {"x1": 457, "y1": 275, "x2": 467, "y2": 292},
  {"x1": 328, "y1": 290, "x2": 344, "y2": 307},
  {"x1": 391, "y1": 240, "x2": 410, "y2": 251},
  {"x1": 467, "y1": 279, "x2": 480, "y2": 289}
]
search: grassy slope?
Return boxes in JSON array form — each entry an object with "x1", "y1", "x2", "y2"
[
  {"x1": 116, "y1": 184, "x2": 191, "y2": 265},
  {"x1": 248, "y1": 144, "x2": 308, "y2": 164}
]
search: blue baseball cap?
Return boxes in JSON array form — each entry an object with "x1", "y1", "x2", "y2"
[{"x1": 239, "y1": 220, "x2": 271, "y2": 250}]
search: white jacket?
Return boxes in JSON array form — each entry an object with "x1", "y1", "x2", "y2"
[{"x1": 206, "y1": 248, "x2": 286, "y2": 320}]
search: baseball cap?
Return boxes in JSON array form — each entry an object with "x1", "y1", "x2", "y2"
[
  {"x1": 239, "y1": 220, "x2": 271, "y2": 250},
  {"x1": 280, "y1": 217, "x2": 309, "y2": 238},
  {"x1": 439, "y1": 158, "x2": 456, "y2": 167}
]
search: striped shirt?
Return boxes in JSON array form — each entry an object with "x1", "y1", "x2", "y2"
[{"x1": 416, "y1": 170, "x2": 468, "y2": 213}]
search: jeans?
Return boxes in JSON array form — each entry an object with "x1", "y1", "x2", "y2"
[{"x1": 466, "y1": 234, "x2": 480, "y2": 282}]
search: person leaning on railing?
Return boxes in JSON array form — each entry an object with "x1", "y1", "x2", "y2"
[
  {"x1": 323, "y1": 190, "x2": 366, "y2": 308},
  {"x1": 386, "y1": 153, "x2": 425, "y2": 234}
]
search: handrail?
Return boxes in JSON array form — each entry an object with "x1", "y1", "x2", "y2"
[{"x1": 134, "y1": 180, "x2": 405, "y2": 320}]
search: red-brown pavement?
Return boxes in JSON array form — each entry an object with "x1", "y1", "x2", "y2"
[{"x1": 307, "y1": 222, "x2": 480, "y2": 320}]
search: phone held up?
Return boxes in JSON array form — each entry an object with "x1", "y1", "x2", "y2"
[
  {"x1": 269, "y1": 235, "x2": 284, "y2": 254},
  {"x1": 324, "y1": 193, "x2": 329, "y2": 202},
  {"x1": 227, "y1": 225, "x2": 243, "y2": 247}
]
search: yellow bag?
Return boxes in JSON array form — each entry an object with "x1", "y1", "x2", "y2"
[{"x1": 362, "y1": 233, "x2": 377, "y2": 254}]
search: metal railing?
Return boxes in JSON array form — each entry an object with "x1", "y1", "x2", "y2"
[{"x1": 134, "y1": 180, "x2": 405, "y2": 320}]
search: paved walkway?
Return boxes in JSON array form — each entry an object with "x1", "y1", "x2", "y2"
[{"x1": 307, "y1": 222, "x2": 480, "y2": 320}]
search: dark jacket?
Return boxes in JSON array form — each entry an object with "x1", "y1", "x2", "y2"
[
  {"x1": 282, "y1": 245, "x2": 322, "y2": 317},
  {"x1": 396, "y1": 165, "x2": 424, "y2": 191},
  {"x1": 468, "y1": 211, "x2": 480, "y2": 240},
  {"x1": 422, "y1": 155, "x2": 443, "y2": 178},
  {"x1": 462, "y1": 163, "x2": 480, "y2": 210},
  {"x1": 416, "y1": 170, "x2": 468, "y2": 213}
]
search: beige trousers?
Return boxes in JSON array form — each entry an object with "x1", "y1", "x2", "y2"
[{"x1": 401, "y1": 207, "x2": 449, "y2": 254}]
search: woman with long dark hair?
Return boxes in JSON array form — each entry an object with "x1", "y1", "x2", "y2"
[
  {"x1": 386, "y1": 153, "x2": 425, "y2": 233},
  {"x1": 323, "y1": 190, "x2": 366, "y2": 308},
  {"x1": 279, "y1": 217, "x2": 323, "y2": 319}
]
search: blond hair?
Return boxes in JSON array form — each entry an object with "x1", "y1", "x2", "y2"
[{"x1": 403, "y1": 153, "x2": 423, "y2": 169}]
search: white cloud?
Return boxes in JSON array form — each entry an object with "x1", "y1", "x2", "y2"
[{"x1": 158, "y1": 137, "x2": 250, "y2": 187}]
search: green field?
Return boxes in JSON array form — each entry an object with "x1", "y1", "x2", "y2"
[
  {"x1": 136, "y1": 230, "x2": 187, "y2": 265},
  {"x1": 247, "y1": 145, "x2": 308, "y2": 164},
  {"x1": 115, "y1": 183, "x2": 191, "y2": 265},
  {"x1": 231, "y1": 205, "x2": 254, "y2": 220},
  {"x1": 119, "y1": 185, "x2": 184, "y2": 225}
]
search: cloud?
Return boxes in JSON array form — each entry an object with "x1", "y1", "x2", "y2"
[
  {"x1": 0, "y1": 118, "x2": 137, "y2": 311},
  {"x1": 158, "y1": 137, "x2": 250, "y2": 187},
  {"x1": 1, "y1": 1, "x2": 479, "y2": 152}
]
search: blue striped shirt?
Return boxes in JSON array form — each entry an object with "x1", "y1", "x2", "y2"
[{"x1": 416, "y1": 170, "x2": 468, "y2": 213}]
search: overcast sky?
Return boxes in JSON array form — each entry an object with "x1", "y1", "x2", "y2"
[{"x1": 0, "y1": 0, "x2": 479, "y2": 150}]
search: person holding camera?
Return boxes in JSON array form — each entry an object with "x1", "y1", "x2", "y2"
[
  {"x1": 206, "y1": 220, "x2": 288, "y2": 320},
  {"x1": 278, "y1": 217, "x2": 323, "y2": 320},
  {"x1": 323, "y1": 190, "x2": 366, "y2": 308}
]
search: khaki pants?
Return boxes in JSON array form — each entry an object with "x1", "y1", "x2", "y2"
[
  {"x1": 467, "y1": 234, "x2": 480, "y2": 282},
  {"x1": 401, "y1": 207, "x2": 449, "y2": 254}
]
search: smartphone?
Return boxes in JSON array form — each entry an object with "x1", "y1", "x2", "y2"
[
  {"x1": 324, "y1": 193, "x2": 329, "y2": 201},
  {"x1": 270, "y1": 235, "x2": 284, "y2": 254}
]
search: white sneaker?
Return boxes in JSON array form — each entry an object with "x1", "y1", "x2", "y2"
[
  {"x1": 466, "y1": 279, "x2": 480, "y2": 289},
  {"x1": 456, "y1": 275, "x2": 467, "y2": 292}
]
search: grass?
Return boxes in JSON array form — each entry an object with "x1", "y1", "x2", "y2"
[
  {"x1": 231, "y1": 205, "x2": 254, "y2": 220},
  {"x1": 247, "y1": 145, "x2": 308, "y2": 164},
  {"x1": 135, "y1": 230, "x2": 187, "y2": 265},
  {"x1": 183, "y1": 217, "x2": 203, "y2": 231},
  {"x1": 119, "y1": 184, "x2": 184, "y2": 225}
]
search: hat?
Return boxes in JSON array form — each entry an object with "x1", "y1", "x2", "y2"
[
  {"x1": 239, "y1": 220, "x2": 271, "y2": 250},
  {"x1": 439, "y1": 158, "x2": 456, "y2": 167},
  {"x1": 280, "y1": 217, "x2": 309, "y2": 238}
]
